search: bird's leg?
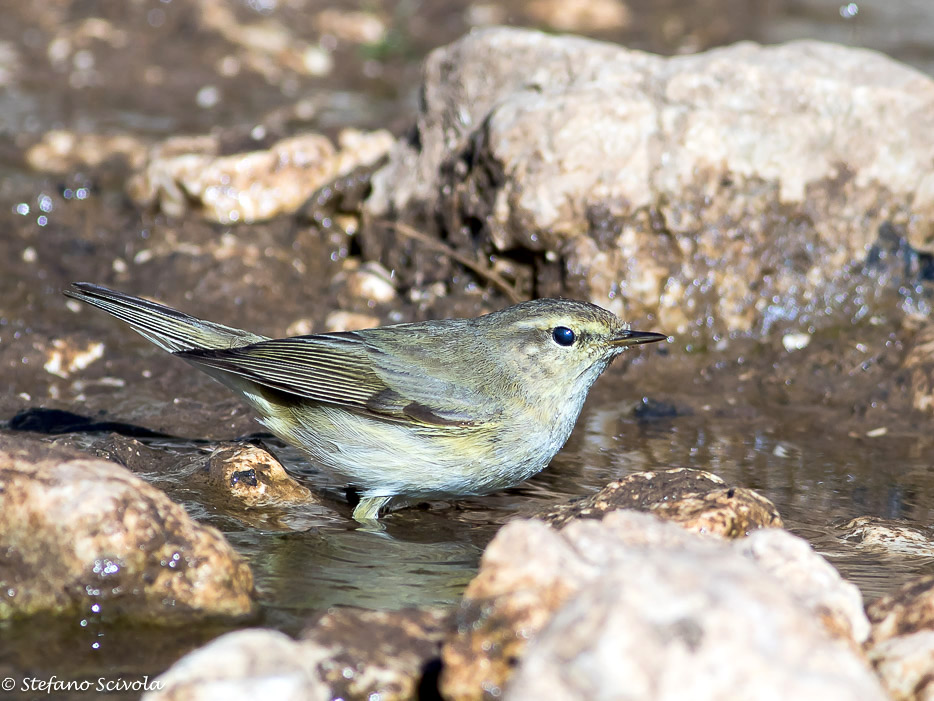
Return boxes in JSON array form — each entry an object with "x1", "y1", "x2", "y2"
[{"x1": 352, "y1": 495, "x2": 392, "y2": 523}]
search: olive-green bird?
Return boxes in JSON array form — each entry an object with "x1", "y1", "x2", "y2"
[{"x1": 64, "y1": 283, "x2": 666, "y2": 522}]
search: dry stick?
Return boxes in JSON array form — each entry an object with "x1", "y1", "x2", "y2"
[{"x1": 381, "y1": 221, "x2": 524, "y2": 304}]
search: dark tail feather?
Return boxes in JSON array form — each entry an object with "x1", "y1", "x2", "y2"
[{"x1": 64, "y1": 283, "x2": 266, "y2": 352}]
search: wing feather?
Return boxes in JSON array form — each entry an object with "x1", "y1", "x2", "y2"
[{"x1": 175, "y1": 334, "x2": 486, "y2": 428}]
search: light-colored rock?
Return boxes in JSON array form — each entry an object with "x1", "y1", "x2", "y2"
[
  {"x1": 325, "y1": 310, "x2": 381, "y2": 332},
  {"x1": 146, "y1": 609, "x2": 451, "y2": 701},
  {"x1": 206, "y1": 443, "x2": 315, "y2": 506},
  {"x1": 365, "y1": 29, "x2": 934, "y2": 338},
  {"x1": 25, "y1": 129, "x2": 149, "y2": 173},
  {"x1": 441, "y1": 511, "x2": 880, "y2": 700},
  {"x1": 441, "y1": 517, "x2": 606, "y2": 700},
  {"x1": 865, "y1": 576, "x2": 934, "y2": 700},
  {"x1": 143, "y1": 629, "x2": 326, "y2": 701},
  {"x1": 736, "y1": 528, "x2": 870, "y2": 644},
  {"x1": 0, "y1": 434, "x2": 254, "y2": 621},
  {"x1": 525, "y1": 0, "x2": 631, "y2": 32},
  {"x1": 506, "y1": 559, "x2": 881, "y2": 701},
  {"x1": 128, "y1": 128, "x2": 393, "y2": 224},
  {"x1": 868, "y1": 576, "x2": 934, "y2": 645},
  {"x1": 536, "y1": 468, "x2": 783, "y2": 536},
  {"x1": 869, "y1": 630, "x2": 934, "y2": 701},
  {"x1": 314, "y1": 9, "x2": 387, "y2": 45},
  {"x1": 839, "y1": 516, "x2": 934, "y2": 556},
  {"x1": 341, "y1": 261, "x2": 397, "y2": 304},
  {"x1": 41, "y1": 336, "x2": 105, "y2": 379},
  {"x1": 198, "y1": 0, "x2": 333, "y2": 80},
  {"x1": 300, "y1": 607, "x2": 451, "y2": 700}
]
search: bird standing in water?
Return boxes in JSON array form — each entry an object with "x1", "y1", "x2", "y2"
[{"x1": 65, "y1": 283, "x2": 667, "y2": 522}]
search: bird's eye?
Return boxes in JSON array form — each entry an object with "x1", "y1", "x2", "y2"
[{"x1": 552, "y1": 326, "x2": 576, "y2": 346}]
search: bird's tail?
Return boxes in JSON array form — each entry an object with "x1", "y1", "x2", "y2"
[{"x1": 64, "y1": 283, "x2": 267, "y2": 353}]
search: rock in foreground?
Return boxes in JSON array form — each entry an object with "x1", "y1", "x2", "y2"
[
  {"x1": 442, "y1": 511, "x2": 879, "y2": 700},
  {"x1": 145, "y1": 608, "x2": 451, "y2": 701},
  {"x1": 142, "y1": 629, "x2": 326, "y2": 701},
  {"x1": 0, "y1": 433, "x2": 254, "y2": 622},
  {"x1": 866, "y1": 576, "x2": 934, "y2": 701},
  {"x1": 299, "y1": 607, "x2": 451, "y2": 700}
]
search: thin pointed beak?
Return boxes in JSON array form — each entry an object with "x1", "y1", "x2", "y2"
[{"x1": 608, "y1": 330, "x2": 669, "y2": 347}]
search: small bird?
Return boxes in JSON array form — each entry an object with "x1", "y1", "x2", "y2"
[{"x1": 64, "y1": 283, "x2": 667, "y2": 522}]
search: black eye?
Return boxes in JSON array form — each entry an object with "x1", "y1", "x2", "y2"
[{"x1": 552, "y1": 326, "x2": 576, "y2": 346}]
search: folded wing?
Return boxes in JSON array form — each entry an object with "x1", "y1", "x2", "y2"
[{"x1": 176, "y1": 334, "x2": 491, "y2": 428}]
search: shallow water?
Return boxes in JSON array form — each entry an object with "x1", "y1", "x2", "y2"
[{"x1": 35, "y1": 338, "x2": 932, "y2": 631}]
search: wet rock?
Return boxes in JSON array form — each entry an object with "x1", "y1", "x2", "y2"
[
  {"x1": 40, "y1": 336, "x2": 105, "y2": 379},
  {"x1": 193, "y1": 441, "x2": 338, "y2": 530},
  {"x1": 365, "y1": 29, "x2": 934, "y2": 339},
  {"x1": 143, "y1": 629, "x2": 326, "y2": 701},
  {"x1": 197, "y1": 0, "x2": 333, "y2": 80},
  {"x1": 128, "y1": 128, "x2": 393, "y2": 224},
  {"x1": 839, "y1": 516, "x2": 934, "y2": 557},
  {"x1": 25, "y1": 129, "x2": 149, "y2": 173},
  {"x1": 0, "y1": 433, "x2": 254, "y2": 622},
  {"x1": 87, "y1": 433, "x2": 177, "y2": 474},
  {"x1": 866, "y1": 577, "x2": 934, "y2": 700},
  {"x1": 325, "y1": 310, "x2": 382, "y2": 332},
  {"x1": 335, "y1": 260, "x2": 398, "y2": 306},
  {"x1": 525, "y1": 0, "x2": 631, "y2": 32},
  {"x1": 314, "y1": 8, "x2": 387, "y2": 44},
  {"x1": 205, "y1": 443, "x2": 316, "y2": 506},
  {"x1": 736, "y1": 529, "x2": 870, "y2": 645},
  {"x1": 146, "y1": 609, "x2": 451, "y2": 701},
  {"x1": 441, "y1": 511, "x2": 876, "y2": 700},
  {"x1": 64, "y1": 435, "x2": 333, "y2": 532},
  {"x1": 867, "y1": 576, "x2": 934, "y2": 646},
  {"x1": 536, "y1": 468, "x2": 783, "y2": 536},
  {"x1": 299, "y1": 606, "x2": 452, "y2": 700},
  {"x1": 868, "y1": 631, "x2": 934, "y2": 701}
]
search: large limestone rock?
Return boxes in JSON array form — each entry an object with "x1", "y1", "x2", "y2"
[{"x1": 365, "y1": 28, "x2": 934, "y2": 339}]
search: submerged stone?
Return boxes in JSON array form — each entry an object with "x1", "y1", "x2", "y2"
[
  {"x1": 536, "y1": 468, "x2": 783, "y2": 536},
  {"x1": 839, "y1": 516, "x2": 934, "y2": 557}
]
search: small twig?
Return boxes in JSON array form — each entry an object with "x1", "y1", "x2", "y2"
[{"x1": 381, "y1": 220, "x2": 523, "y2": 304}]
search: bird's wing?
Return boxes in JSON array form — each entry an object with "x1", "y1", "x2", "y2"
[{"x1": 175, "y1": 334, "x2": 489, "y2": 428}]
